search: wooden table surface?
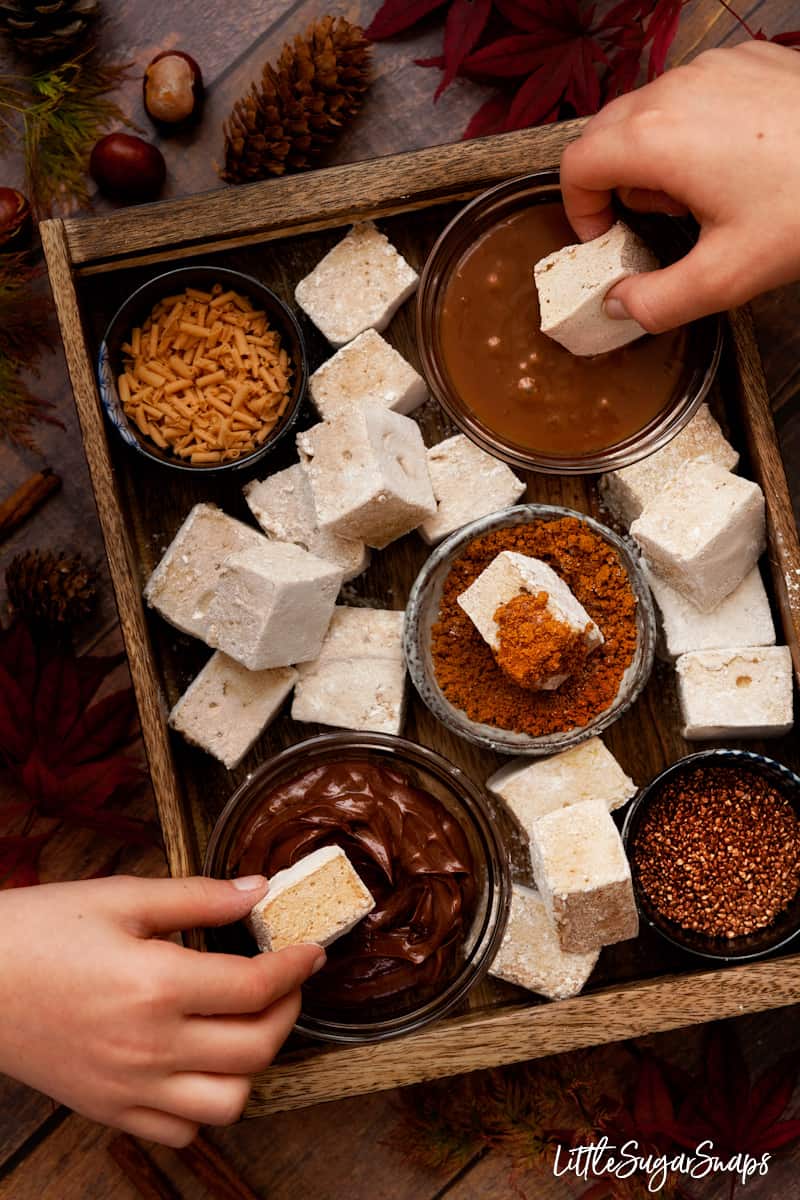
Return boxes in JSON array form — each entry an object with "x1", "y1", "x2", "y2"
[{"x1": 3, "y1": 2, "x2": 800, "y2": 1197}]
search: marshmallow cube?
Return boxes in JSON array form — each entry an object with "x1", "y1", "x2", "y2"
[
  {"x1": 309, "y1": 329, "x2": 427, "y2": 420},
  {"x1": 675, "y1": 645, "x2": 794, "y2": 740},
  {"x1": 297, "y1": 408, "x2": 436, "y2": 550},
  {"x1": 420, "y1": 434, "x2": 526, "y2": 545},
  {"x1": 630, "y1": 462, "x2": 766, "y2": 612},
  {"x1": 205, "y1": 541, "x2": 343, "y2": 670},
  {"x1": 490, "y1": 884, "x2": 599, "y2": 1000},
  {"x1": 295, "y1": 221, "x2": 419, "y2": 348},
  {"x1": 457, "y1": 551, "x2": 603, "y2": 688},
  {"x1": 487, "y1": 738, "x2": 636, "y2": 839},
  {"x1": 244, "y1": 464, "x2": 369, "y2": 583},
  {"x1": 248, "y1": 845, "x2": 375, "y2": 952},
  {"x1": 643, "y1": 563, "x2": 775, "y2": 661},
  {"x1": 144, "y1": 503, "x2": 265, "y2": 640},
  {"x1": 600, "y1": 404, "x2": 739, "y2": 527},
  {"x1": 534, "y1": 221, "x2": 658, "y2": 357},
  {"x1": 292, "y1": 606, "x2": 407, "y2": 735},
  {"x1": 530, "y1": 799, "x2": 639, "y2": 954},
  {"x1": 169, "y1": 652, "x2": 297, "y2": 770}
]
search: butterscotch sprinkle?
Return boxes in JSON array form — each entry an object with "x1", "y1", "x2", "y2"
[{"x1": 120, "y1": 283, "x2": 293, "y2": 464}]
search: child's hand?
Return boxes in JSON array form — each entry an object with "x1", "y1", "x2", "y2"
[
  {"x1": 560, "y1": 42, "x2": 800, "y2": 332},
  {"x1": 0, "y1": 874, "x2": 323, "y2": 1147}
]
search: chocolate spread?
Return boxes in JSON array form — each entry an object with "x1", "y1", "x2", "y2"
[{"x1": 233, "y1": 760, "x2": 477, "y2": 1008}]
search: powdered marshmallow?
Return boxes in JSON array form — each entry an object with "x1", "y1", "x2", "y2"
[
  {"x1": 675, "y1": 645, "x2": 794, "y2": 739},
  {"x1": 420, "y1": 434, "x2": 526, "y2": 545},
  {"x1": 534, "y1": 221, "x2": 658, "y2": 357},
  {"x1": 309, "y1": 329, "x2": 427, "y2": 420},
  {"x1": 643, "y1": 562, "x2": 775, "y2": 661},
  {"x1": 489, "y1": 884, "x2": 599, "y2": 1000},
  {"x1": 168, "y1": 652, "x2": 296, "y2": 770}
]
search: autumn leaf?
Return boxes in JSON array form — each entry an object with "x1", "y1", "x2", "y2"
[
  {"x1": 366, "y1": 0, "x2": 449, "y2": 40},
  {"x1": 0, "y1": 834, "x2": 50, "y2": 889},
  {"x1": 437, "y1": 0, "x2": 493, "y2": 98},
  {"x1": 463, "y1": 92, "x2": 512, "y2": 138},
  {"x1": 642, "y1": 0, "x2": 686, "y2": 78}
]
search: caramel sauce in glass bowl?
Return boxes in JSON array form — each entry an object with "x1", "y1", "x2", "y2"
[
  {"x1": 439, "y1": 203, "x2": 686, "y2": 457},
  {"x1": 417, "y1": 172, "x2": 722, "y2": 475}
]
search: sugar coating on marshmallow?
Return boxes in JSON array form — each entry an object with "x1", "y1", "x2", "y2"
[
  {"x1": 419, "y1": 434, "x2": 526, "y2": 545},
  {"x1": 600, "y1": 404, "x2": 739, "y2": 527},
  {"x1": 490, "y1": 884, "x2": 599, "y2": 1000},
  {"x1": 643, "y1": 562, "x2": 775, "y2": 661},
  {"x1": 630, "y1": 462, "x2": 766, "y2": 612},
  {"x1": 534, "y1": 221, "x2": 658, "y2": 357},
  {"x1": 457, "y1": 551, "x2": 603, "y2": 688},
  {"x1": 297, "y1": 408, "x2": 436, "y2": 550},
  {"x1": 168, "y1": 652, "x2": 297, "y2": 770},
  {"x1": 205, "y1": 541, "x2": 342, "y2": 670},
  {"x1": 309, "y1": 329, "x2": 427, "y2": 420},
  {"x1": 244, "y1": 464, "x2": 369, "y2": 583},
  {"x1": 247, "y1": 845, "x2": 375, "y2": 952},
  {"x1": 487, "y1": 738, "x2": 636, "y2": 839},
  {"x1": 675, "y1": 645, "x2": 793, "y2": 740},
  {"x1": 144, "y1": 503, "x2": 265, "y2": 640},
  {"x1": 294, "y1": 221, "x2": 419, "y2": 348},
  {"x1": 529, "y1": 798, "x2": 639, "y2": 954},
  {"x1": 292, "y1": 606, "x2": 407, "y2": 735}
]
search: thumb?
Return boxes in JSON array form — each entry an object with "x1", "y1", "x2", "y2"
[
  {"x1": 604, "y1": 230, "x2": 734, "y2": 333},
  {"x1": 118, "y1": 874, "x2": 268, "y2": 937}
]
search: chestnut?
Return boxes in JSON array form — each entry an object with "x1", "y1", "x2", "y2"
[
  {"x1": 143, "y1": 51, "x2": 203, "y2": 128},
  {"x1": 0, "y1": 188, "x2": 33, "y2": 252},
  {"x1": 89, "y1": 133, "x2": 167, "y2": 204}
]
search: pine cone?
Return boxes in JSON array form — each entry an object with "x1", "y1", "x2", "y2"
[
  {"x1": 6, "y1": 549, "x2": 98, "y2": 631},
  {"x1": 223, "y1": 16, "x2": 371, "y2": 183},
  {"x1": 0, "y1": 0, "x2": 99, "y2": 57}
]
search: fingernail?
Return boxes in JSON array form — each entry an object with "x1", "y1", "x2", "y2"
[
  {"x1": 604, "y1": 296, "x2": 630, "y2": 321},
  {"x1": 311, "y1": 951, "x2": 327, "y2": 975},
  {"x1": 231, "y1": 874, "x2": 267, "y2": 892}
]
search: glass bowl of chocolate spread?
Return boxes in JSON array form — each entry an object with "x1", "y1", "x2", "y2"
[
  {"x1": 203, "y1": 731, "x2": 510, "y2": 1043},
  {"x1": 416, "y1": 170, "x2": 722, "y2": 475}
]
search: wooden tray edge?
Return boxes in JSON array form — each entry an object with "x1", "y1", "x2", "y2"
[
  {"x1": 728, "y1": 306, "x2": 800, "y2": 682},
  {"x1": 62, "y1": 121, "x2": 587, "y2": 274},
  {"x1": 39, "y1": 219, "x2": 199, "y2": 884},
  {"x1": 246, "y1": 955, "x2": 800, "y2": 1115}
]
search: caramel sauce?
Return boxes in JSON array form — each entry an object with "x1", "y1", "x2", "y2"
[{"x1": 439, "y1": 203, "x2": 687, "y2": 456}]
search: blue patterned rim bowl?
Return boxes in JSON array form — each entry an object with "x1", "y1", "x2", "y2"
[
  {"x1": 403, "y1": 503, "x2": 657, "y2": 756},
  {"x1": 97, "y1": 265, "x2": 307, "y2": 476},
  {"x1": 622, "y1": 748, "x2": 800, "y2": 962}
]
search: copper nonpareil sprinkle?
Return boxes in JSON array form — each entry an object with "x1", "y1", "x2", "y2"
[{"x1": 632, "y1": 765, "x2": 800, "y2": 939}]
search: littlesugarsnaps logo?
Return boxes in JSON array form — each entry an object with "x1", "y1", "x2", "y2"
[{"x1": 552, "y1": 1137, "x2": 770, "y2": 1193}]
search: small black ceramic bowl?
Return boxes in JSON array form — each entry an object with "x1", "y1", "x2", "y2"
[
  {"x1": 97, "y1": 265, "x2": 307, "y2": 476},
  {"x1": 622, "y1": 749, "x2": 800, "y2": 963}
]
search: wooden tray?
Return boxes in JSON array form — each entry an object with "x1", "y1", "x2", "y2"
[{"x1": 41, "y1": 120, "x2": 800, "y2": 1118}]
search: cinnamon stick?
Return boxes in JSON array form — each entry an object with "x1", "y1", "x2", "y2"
[
  {"x1": 108, "y1": 1134, "x2": 180, "y2": 1200},
  {"x1": 0, "y1": 468, "x2": 61, "y2": 543},
  {"x1": 176, "y1": 1134, "x2": 262, "y2": 1200}
]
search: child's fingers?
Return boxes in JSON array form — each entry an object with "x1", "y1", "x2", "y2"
[
  {"x1": 151, "y1": 1072, "x2": 252, "y2": 1127},
  {"x1": 174, "y1": 942, "x2": 324, "y2": 1015},
  {"x1": 117, "y1": 874, "x2": 268, "y2": 936},
  {"x1": 605, "y1": 229, "x2": 737, "y2": 332},
  {"x1": 119, "y1": 1106, "x2": 199, "y2": 1149},
  {"x1": 178, "y1": 990, "x2": 302, "y2": 1074},
  {"x1": 615, "y1": 187, "x2": 689, "y2": 217}
]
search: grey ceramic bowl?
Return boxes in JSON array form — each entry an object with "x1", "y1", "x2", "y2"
[
  {"x1": 623, "y1": 748, "x2": 800, "y2": 963},
  {"x1": 403, "y1": 504, "x2": 656, "y2": 756},
  {"x1": 97, "y1": 264, "x2": 307, "y2": 476}
]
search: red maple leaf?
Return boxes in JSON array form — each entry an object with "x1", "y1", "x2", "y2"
[
  {"x1": 642, "y1": 0, "x2": 687, "y2": 79},
  {"x1": 0, "y1": 620, "x2": 157, "y2": 887},
  {"x1": 437, "y1": 0, "x2": 493, "y2": 98}
]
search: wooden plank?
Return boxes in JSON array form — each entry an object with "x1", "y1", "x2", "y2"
[
  {"x1": 38, "y1": 221, "x2": 199, "y2": 893},
  {"x1": 727, "y1": 305, "x2": 800, "y2": 681},
  {"x1": 244, "y1": 957, "x2": 800, "y2": 1115},
  {"x1": 59, "y1": 121, "x2": 587, "y2": 271}
]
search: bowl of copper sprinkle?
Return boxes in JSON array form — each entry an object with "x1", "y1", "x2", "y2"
[
  {"x1": 403, "y1": 504, "x2": 656, "y2": 755},
  {"x1": 623, "y1": 749, "x2": 800, "y2": 962}
]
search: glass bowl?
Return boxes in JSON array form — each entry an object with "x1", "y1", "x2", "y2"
[
  {"x1": 203, "y1": 731, "x2": 511, "y2": 1044},
  {"x1": 404, "y1": 503, "x2": 656, "y2": 755},
  {"x1": 416, "y1": 170, "x2": 723, "y2": 475},
  {"x1": 97, "y1": 264, "x2": 307, "y2": 477},
  {"x1": 622, "y1": 749, "x2": 800, "y2": 962}
]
